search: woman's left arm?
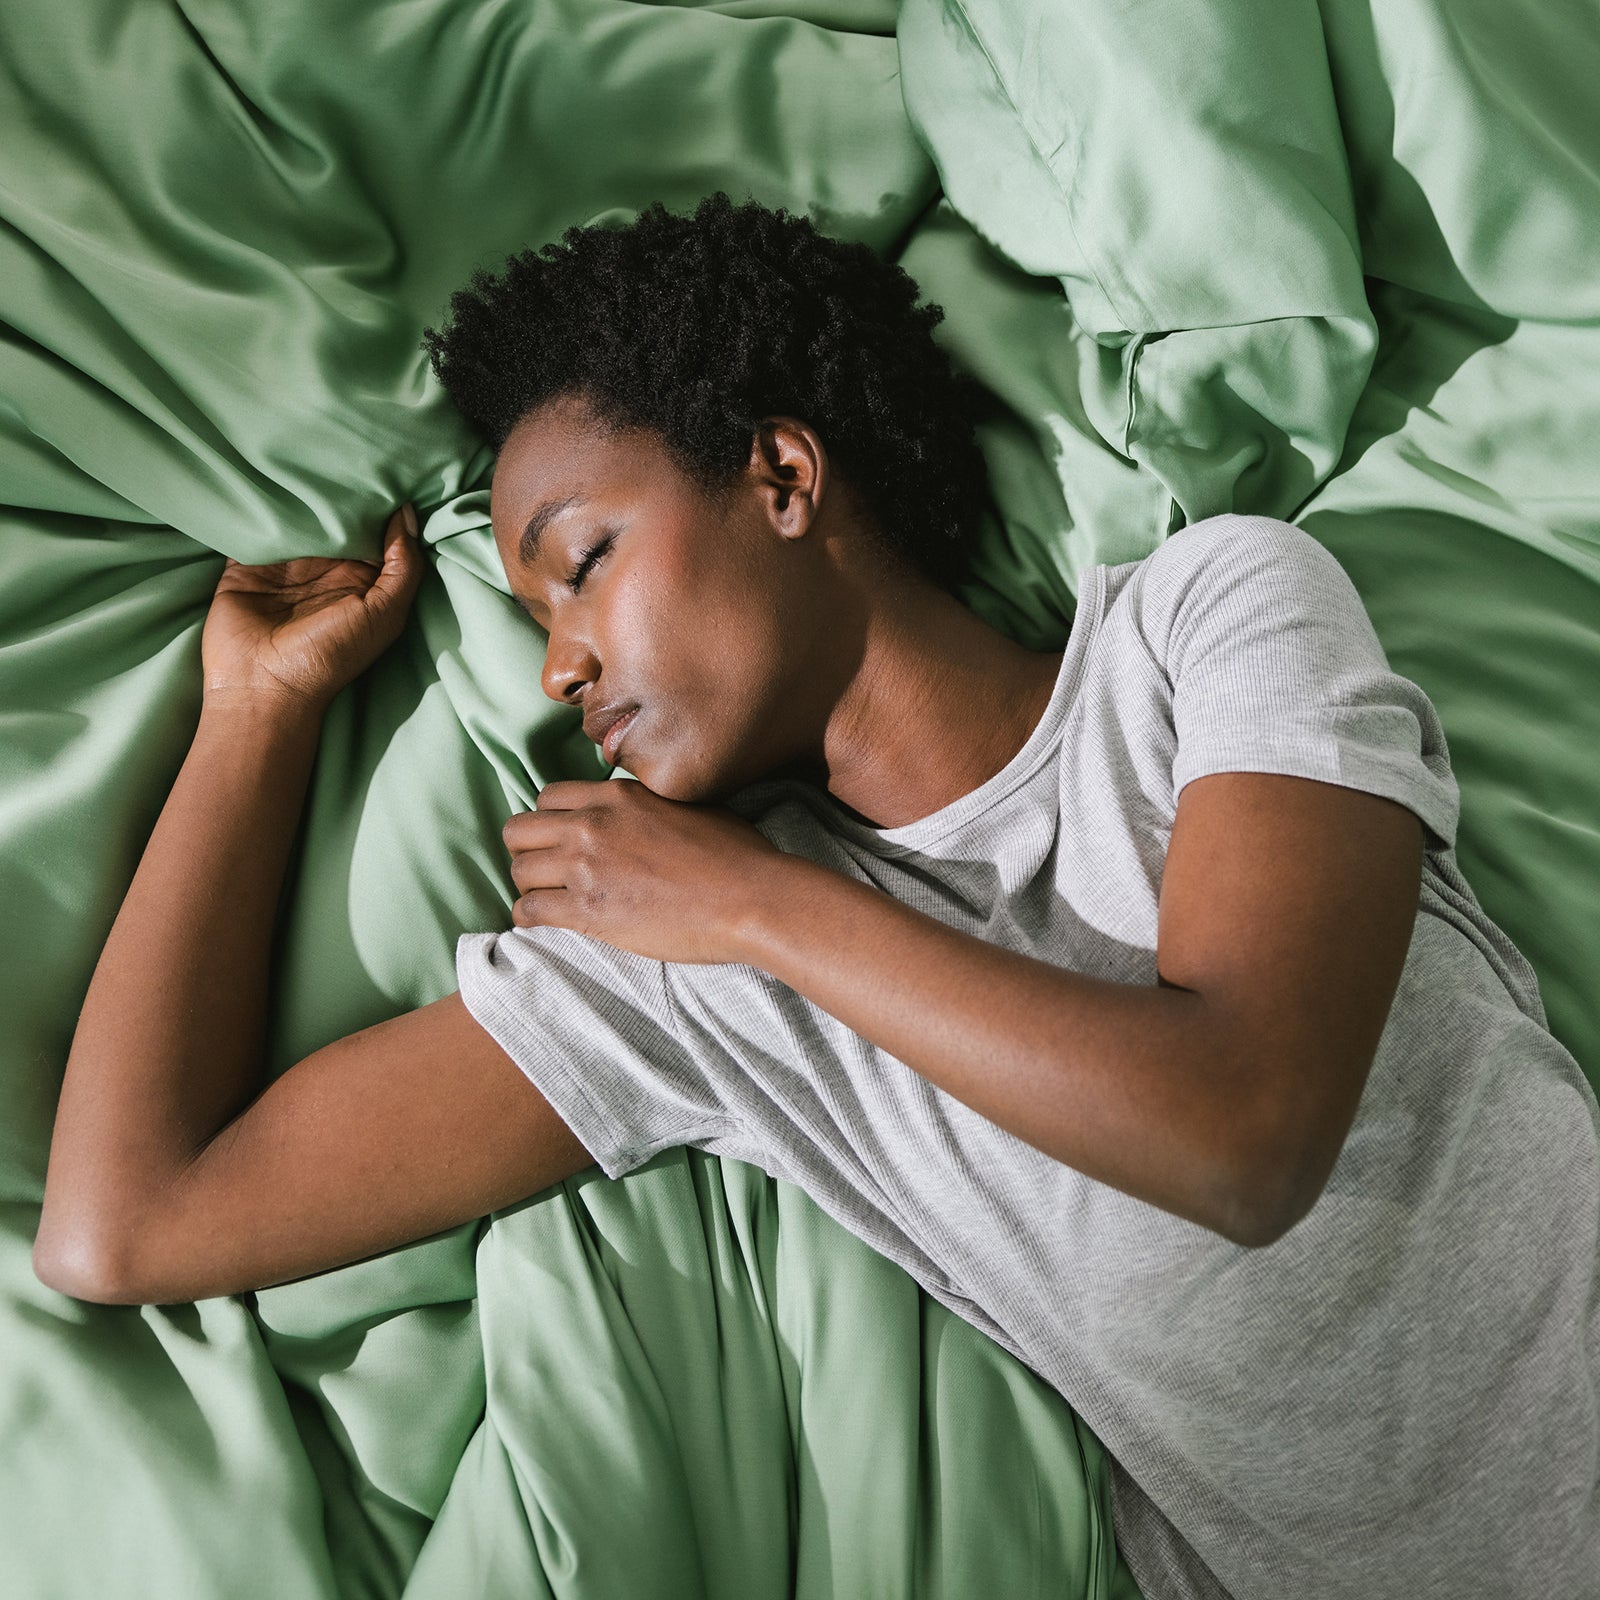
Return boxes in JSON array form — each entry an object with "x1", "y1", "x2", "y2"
[{"x1": 510, "y1": 768, "x2": 1424, "y2": 1248}]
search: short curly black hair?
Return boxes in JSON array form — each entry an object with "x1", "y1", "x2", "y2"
[{"x1": 420, "y1": 191, "x2": 992, "y2": 593}]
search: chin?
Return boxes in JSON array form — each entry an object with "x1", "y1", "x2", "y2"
[{"x1": 626, "y1": 744, "x2": 741, "y2": 806}]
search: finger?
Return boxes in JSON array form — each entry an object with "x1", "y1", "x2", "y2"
[
  {"x1": 531, "y1": 780, "x2": 614, "y2": 811},
  {"x1": 366, "y1": 509, "x2": 425, "y2": 603},
  {"x1": 512, "y1": 887, "x2": 574, "y2": 930},
  {"x1": 360, "y1": 509, "x2": 408, "y2": 555},
  {"x1": 510, "y1": 845, "x2": 571, "y2": 895},
  {"x1": 501, "y1": 809, "x2": 568, "y2": 850}
]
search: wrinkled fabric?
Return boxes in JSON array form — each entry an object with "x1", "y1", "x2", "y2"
[
  {"x1": 3, "y1": 0, "x2": 1597, "y2": 1596},
  {"x1": 1, "y1": 1, "x2": 1141, "y2": 1596},
  {"x1": 897, "y1": 0, "x2": 1600, "y2": 1079}
]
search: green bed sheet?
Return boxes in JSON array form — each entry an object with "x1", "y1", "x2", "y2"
[{"x1": 2, "y1": 1, "x2": 1594, "y2": 1596}]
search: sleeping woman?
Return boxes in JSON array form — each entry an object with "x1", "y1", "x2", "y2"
[{"x1": 33, "y1": 192, "x2": 1599, "y2": 1600}]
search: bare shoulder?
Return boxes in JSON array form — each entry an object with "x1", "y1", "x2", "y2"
[{"x1": 51, "y1": 990, "x2": 595, "y2": 1305}]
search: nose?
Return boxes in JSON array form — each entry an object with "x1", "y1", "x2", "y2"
[{"x1": 539, "y1": 626, "x2": 599, "y2": 706}]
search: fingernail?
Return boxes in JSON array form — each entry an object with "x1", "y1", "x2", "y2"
[{"x1": 402, "y1": 502, "x2": 419, "y2": 539}]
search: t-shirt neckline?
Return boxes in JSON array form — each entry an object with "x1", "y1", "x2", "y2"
[{"x1": 732, "y1": 564, "x2": 1108, "y2": 857}]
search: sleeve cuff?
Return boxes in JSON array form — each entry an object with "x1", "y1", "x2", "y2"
[{"x1": 455, "y1": 930, "x2": 646, "y2": 1181}]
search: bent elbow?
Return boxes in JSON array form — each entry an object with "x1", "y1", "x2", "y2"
[
  {"x1": 33, "y1": 1224, "x2": 145, "y2": 1306},
  {"x1": 1223, "y1": 1137, "x2": 1337, "y2": 1250},
  {"x1": 1219, "y1": 1055, "x2": 1359, "y2": 1249},
  {"x1": 1223, "y1": 1191, "x2": 1305, "y2": 1250}
]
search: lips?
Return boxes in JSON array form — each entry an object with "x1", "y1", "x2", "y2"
[
  {"x1": 601, "y1": 708, "x2": 638, "y2": 764},
  {"x1": 584, "y1": 702, "x2": 639, "y2": 764}
]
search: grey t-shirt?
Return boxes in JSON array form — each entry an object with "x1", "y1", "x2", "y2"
[{"x1": 456, "y1": 513, "x2": 1600, "y2": 1600}]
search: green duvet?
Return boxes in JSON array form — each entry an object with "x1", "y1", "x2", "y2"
[{"x1": 2, "y1": 1, "x2": 1594, "y2": 1595}]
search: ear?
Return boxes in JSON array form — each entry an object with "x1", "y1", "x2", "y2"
[{"x1": 747, "y1": 417, "x2": 829, "y2": 541}]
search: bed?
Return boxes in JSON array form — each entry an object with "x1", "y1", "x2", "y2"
[{"x1": 3, "y1": 1, "x2": 1594, "y2": 1595}]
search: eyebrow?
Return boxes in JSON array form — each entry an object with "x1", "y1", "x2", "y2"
[{"x1": 519, "y1": 493, "x2": 588, "y2": 567}]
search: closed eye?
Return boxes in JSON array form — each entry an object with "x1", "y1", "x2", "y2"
[{"x1": 567, "y1": 528, "x2": 618, "y2": 594}]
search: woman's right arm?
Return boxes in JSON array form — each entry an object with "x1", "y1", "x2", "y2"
[
  {"x1": 32, "y1": 516, "x2": 594, "y2": 1306},
  {"x1": 36, "y1": 989, "x2": 595, "y2": 1305}
]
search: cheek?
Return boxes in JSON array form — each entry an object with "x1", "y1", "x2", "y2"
[
  {"x1": 620, "y1": 521, "x2": 787, "y2": 769},
  {"x1": 685, "y1": 563, "x2": 785, "y2": 704}
]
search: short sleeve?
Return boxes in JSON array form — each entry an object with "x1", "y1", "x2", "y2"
[
  {"x1": 1137, "y1": 514, "x2": 1461, "y2": 853},
  {"x1": 455, "y1": 923, "x2": 737, "y2": 1180}
]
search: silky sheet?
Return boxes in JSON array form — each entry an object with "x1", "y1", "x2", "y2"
[
  {"x1": 4, "y1": 1, "x2": 1596, "y2": 1596},
  {"x1": 1, "y1": 2, "x2": 1140, "y2": 1596}
]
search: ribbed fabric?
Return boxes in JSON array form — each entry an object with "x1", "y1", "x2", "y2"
[{"x1": 457, "y1": 514, "x2": 1600, "y2": 1599}]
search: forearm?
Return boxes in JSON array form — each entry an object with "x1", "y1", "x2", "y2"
[
  {"x1": 734, "y1": 858, "x2": 1280, "y2": 1244},
  {"x1": 36, "y1": 694, "x2": 324, "y2": 1280}
]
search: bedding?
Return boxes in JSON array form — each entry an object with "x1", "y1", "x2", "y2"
[{"x1": 2, "y1": 0, "x2": 1594, "y2": 1596}]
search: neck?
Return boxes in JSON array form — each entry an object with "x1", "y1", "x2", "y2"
[{"x1": 800, "y1": 578, "x2": 1066, "y2": 830}]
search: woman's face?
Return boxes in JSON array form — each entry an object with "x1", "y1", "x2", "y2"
[{"x1": 489, "y1": 393, "x2": 853, "y2": 804}]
